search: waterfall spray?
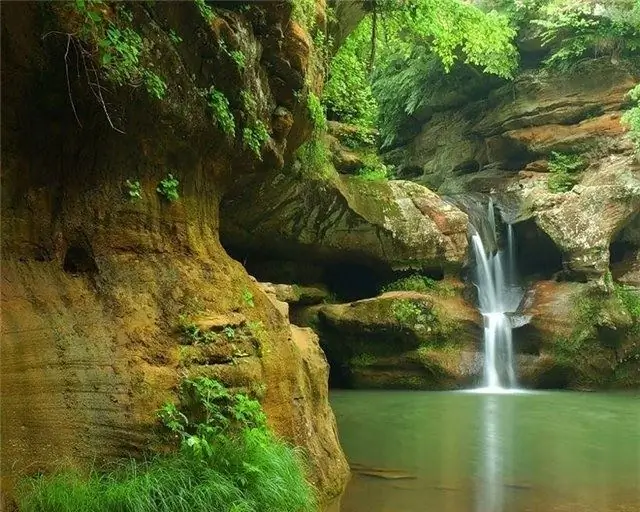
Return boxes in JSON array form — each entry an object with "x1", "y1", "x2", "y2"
[{"x1": 471, "y1": 201, "x2": 522, "y2": 390}]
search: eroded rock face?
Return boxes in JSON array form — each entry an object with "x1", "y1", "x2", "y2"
[
  {"x1": 514, "y1": 281, "x2": 639, "y2": 389},
  {"x1": 387, "y1": 57, "x2": 640, "y2": 282},
  {"x1": 221, "y1": 174, "x2": 469, "y2": 275},
  {"x1": 1, "y1": 2, "x2": 348, "y2": 504},
  {"x1": 298, "y1": 286, "x2": 483, "y2": 389}
]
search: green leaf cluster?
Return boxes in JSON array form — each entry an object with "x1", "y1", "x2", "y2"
[
  {"x1": 382, "y1": 274, "x2": 438, "y2": 293},
  {"x1": 532, "y1": 0, "x2": 640, "y2": 69},
  {"x1": 242, "y1": 121, "x2": 270, "y2": 160},
  {"x1": 72, "y1": 0, "x2": 167, "y2": 100},
  {"x1": 547, "y1": 151, "x2": 586, "y2": 193},
  {"x1": 206, "y1": 88, "x2": 235, "y2": 138},
  {"x1": 157, "y1": 173, "x2": 180, "y2": 202}
]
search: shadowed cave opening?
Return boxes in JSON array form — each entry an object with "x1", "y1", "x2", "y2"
[
  {"x1": 63, "y1": 245, "x2": 98, "y2": 274},
  {"x1": 511, "y1": 219, "x2": 563, "y2": 279}
]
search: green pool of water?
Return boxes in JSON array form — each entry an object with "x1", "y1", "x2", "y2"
[{"x1": 331, "y1": 390, "x2": 640, "y2": 512}]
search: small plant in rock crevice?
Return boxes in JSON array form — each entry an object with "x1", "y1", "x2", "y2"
[
  {"x1": 194, "y1": 0, "x2": 215, "y2": 23},
  {"x1": 391, "y1": 299, "x2": 436, "y2": 330},
  {"x1": 547, "y1": 151, "x2": 586, "y2": 193},
  {"x1": 157, "y1": 173, "x2": 180, "y2": 202},
  {"x1": 242, "y1": 288, "x2": 255, "y2": 308},
  {"x1": 243, "y1": 120, "x2": 270, "y2": 159},
  {"x1": 124, "y1": 179, "x2": 142, "y2": 200},
  {"x1": 206, "y1": 87, "x2": 235, "y2": 138},
  {"x1": 168, "y1": 29, "x2": 183, "y2": 45}
]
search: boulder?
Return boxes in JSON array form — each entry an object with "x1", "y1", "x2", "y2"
[
  {"x1": 301, "y1": 286, "x2": 484, "y2": 389},
  {"x1": 221, "y1": 174, "x2": 469, "y2": 275}
]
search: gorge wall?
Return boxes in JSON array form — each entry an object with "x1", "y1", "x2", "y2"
[{"x1": 0, "y1": 1, "x2": 351, "y2": 505}]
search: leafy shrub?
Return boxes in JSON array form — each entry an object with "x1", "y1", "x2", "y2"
[
  {"x1": 230, "y1": 50, "x2": 246, "y2": 71},
  {"x1": 125, "y1": 179, "x2": 142, "y2": 200},
  {"x1": 382, "y1": 274, "x2": 438, "y2": 293},
  {"x1": 206, "y1": 88, "x2": 235, "y2": 138},
  {"x1": 157, "y1": 173, "x2": 179, "y2": 202},
  {"x1": 223, "y1": 326, "x2": 235, "y2": 339},
  {"x1": 168, "y1": 29, "x2": 183, "y2": 45},
  {"x1": 290, "y1": 0, "x2": 317, "y2": 30},
  {"x1": 547, "y1": 151, "x2": 586, "y2": 193},
  {"x1": 615, "y1": 283, "x2": 640, "y2": 321},
  {"x1": 17, "y1": 378, "x2": 316, "y2": 512},
  {"x1": 323, "y1": 20, "x2": 378, "y2": 127},
  {"x1": 391, "y1": 299, "x2": 435, "y2": 328},
  {"x1": 243, "y1": 121, "x2": 270, "y2": 159},
  {"x1": 532, "y1": 0, "x2": 640, "y2": 69}
]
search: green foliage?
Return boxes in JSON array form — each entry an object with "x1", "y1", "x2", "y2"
[
  {"x1": 356, "y1": 165, "x2": 388, "y2": 182},
  {"x1": 230, "y1": 50, "x2": 246, "y2": 71},
  {"x1": 242, "y1": 288, "x2": 255, "y2": 308},
  {"x1": 532, "y1": 0, "x2": 640, "y2": 69},
  {"x1": 177, "y1": 315, "x2": 217, "y2": 345},
  {"x1": 194, "y1": 0, "x2": 215, "y2": 22},
  {"x1": 615, "y1": 283, "x2": 640, "y2": 321},
  {"x1": 323, "y1": 20, "x2": 378, "y2": 127},
  {"x1": 382, "y1": 274, "x2": 438, "y2": 293},
  {"x1": 125, "y1": 179, "x2": 142, "y2": 200},
  {"x1": 350, "y1": 353, "x2": 376, "y2": 368},
  {"x1": 307, "y1": 92, "x2": 327, "y2": 131},
  {"x1": 391, "y1": 299, "x2": 436, "y2": 328},
  {"x1": 168, "y1": 29, "x2": 183, "y2": 45},
  {"x1": 157, "y1": 173, "x2": 180, "y2": 202},
  {"x1": 223, "y1": 326, "x2": 235, "y2": 339},
  {"x1": 71, "y1": 0, "x2": 167, "y2": 100},
  {"x1": 242, "y1": 121, "x2": 270, "y2": 159},
  {"x1": 622, "y1": 84, "x2": 640, "y2": 152},
  {"x1": 324, "y1": 1, "x2": 518, "y2": 144},
  {"x1": 290, "y1": 0, "x2": 317, "y2": 30},
  {"x1": 295, "y1": 137, "x2": 334, "y2": 180},
  {"x1": 17, "y1": 378, "x2": 316, "y2": 512},
  {"x1": 547, "y1": 151, "x2": 586, "y2": 193},
  {"x1": 206, "y1": 88, "x2": 235, "y2": 138}
]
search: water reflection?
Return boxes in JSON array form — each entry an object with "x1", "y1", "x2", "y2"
[{"x1": 332, "y1": 390, "x2": 640, "y2": 512}]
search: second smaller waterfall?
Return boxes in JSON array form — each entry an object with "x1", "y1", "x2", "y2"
[{"x1": 471, "y1": 201, "x2": 522, "y2": 390}]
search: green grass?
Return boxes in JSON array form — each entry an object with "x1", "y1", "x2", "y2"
[
  {"x1": 17, "y1": 433, "x2": 315, "y2": 512},
  {"x1": 17, "y1": 378, "x2": 317, "y2": 512}
]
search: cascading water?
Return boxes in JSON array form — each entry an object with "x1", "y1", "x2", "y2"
[{"x1": 470, "y1": 199, "x2": 522, "y2": 391}]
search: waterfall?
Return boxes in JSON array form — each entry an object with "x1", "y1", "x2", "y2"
[{"x1": 471, "y1": 200, "x2": 522, "y2": 390}]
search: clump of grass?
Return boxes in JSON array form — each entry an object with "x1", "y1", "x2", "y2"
[{"x1": 17, "y1": 378, "x2": 317, "y2": 512}]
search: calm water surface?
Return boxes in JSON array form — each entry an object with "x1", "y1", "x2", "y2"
[{"x1": 331, "y1": 390, "x2": 640, "y2": 512}]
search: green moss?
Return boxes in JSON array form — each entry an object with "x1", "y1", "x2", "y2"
[
  {"x1": 382, "y1": 274, "x2": 437, "y2": 293},
  {"x1": 547, "y1": 152, "x2": 586, "y2": 193},
  {"x1": 350, "y1": 353, "x2": 376, "y2": 368}
]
